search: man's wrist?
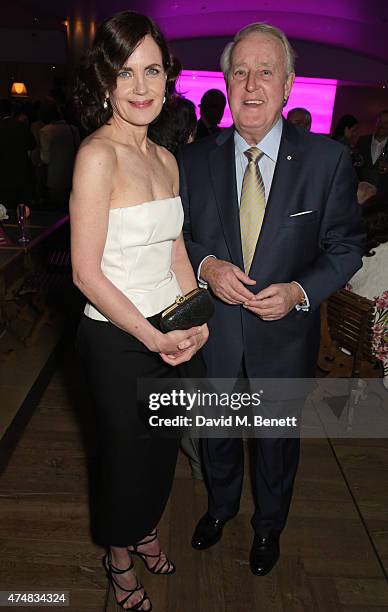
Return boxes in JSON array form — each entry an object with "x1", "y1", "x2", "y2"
[
  {"x1": 290, "y1": 282, "x2": 304, "y2": 306},
  {"x1": 200, "y1": 256, "x2": 217, "y2": 282}
]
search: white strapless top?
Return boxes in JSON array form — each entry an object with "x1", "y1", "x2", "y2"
[{"x1": 84, "y1": 196, "x2": 184, "y2": 320}]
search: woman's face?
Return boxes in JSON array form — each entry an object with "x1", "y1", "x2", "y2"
[{"x1": 109, "y1": 34, "x2": 167, "y2": 127}]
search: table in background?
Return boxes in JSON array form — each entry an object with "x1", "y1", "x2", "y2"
[{"x1": 0, "y1": 210, "x2": 69, "y2": 341}]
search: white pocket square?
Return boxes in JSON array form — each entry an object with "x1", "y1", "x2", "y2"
[{"x1": 289, "y1": 210, "x2": 314, "y2": 217}]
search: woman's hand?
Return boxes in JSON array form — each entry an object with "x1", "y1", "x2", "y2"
[{"x1": 157, "y1": 324, "x2": 209, "y2": 366}]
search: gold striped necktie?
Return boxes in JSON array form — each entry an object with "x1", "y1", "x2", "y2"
[{"x1": 239, "y1": 147, "x2": 266, "y2": 273}]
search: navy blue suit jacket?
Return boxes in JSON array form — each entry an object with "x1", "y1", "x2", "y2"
[{"x1": 178, "y1": 120, "x2": 364, "y2": 379}]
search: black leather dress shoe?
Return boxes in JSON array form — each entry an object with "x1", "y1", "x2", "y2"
[
  {"x1": 249, "y1": 535, "x2": 280, "y2": 576},
  {"x1": 192, "y1": 513, "x2": 226, "y2": 550}
]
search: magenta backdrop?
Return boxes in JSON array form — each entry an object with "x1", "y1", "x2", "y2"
[{"x1": 177, "y1": 70, "x2": 338, "y2": 134}]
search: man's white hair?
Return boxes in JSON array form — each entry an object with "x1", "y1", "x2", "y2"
[{"x1": 220, "y1": 23, "x2": 295, "y2": 80}]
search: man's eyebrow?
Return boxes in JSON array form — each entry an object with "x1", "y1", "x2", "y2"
[
  {"x1": 231, "y1": 61, "x2": 248, "y2": 68},
  {"x1": 231, "y1": 61, "x2": 276, "y2": 68}
]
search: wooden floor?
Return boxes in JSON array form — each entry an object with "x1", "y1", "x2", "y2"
[{"x1": 1, "y1": 346, "x2": 388, "y2": 611}]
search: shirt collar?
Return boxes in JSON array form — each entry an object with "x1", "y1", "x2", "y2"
[
  {"x1": 372, "y1": 134, "x2": 388, "y2": 145},
  {"x1": 234, "y1": 117, "x2": 283, "y2": 162}
]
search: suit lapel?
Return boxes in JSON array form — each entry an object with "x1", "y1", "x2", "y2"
[
  {"x1": 373, "y1": 135, "x2": 388, "y2": 166},
  {"x1": 209, "y1": 129, "x2": 244, "y2": 267},
  {"x1": 249, "y1": 120, "x2": 303, "y2": 275},
  {"x1": 367, "y1": 135, "x2": 375, "y2": 167}
]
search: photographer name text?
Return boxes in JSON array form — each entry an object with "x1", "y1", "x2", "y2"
[{"x1": 148, "y1": 415, "x2": 298, "y2": 428}]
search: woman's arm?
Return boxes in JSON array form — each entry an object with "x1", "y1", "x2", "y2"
[
  {"x1": 167, "y1": 148, "x2": 198, "y2": 294},
  {"x1": 70, "y1": 140, "x2": 200, "y2": 356},
  {"x1": 171, "y1": 232, "x2": 198, "y2": 294},
  {"x1": 160, "y1": 150, "x2": 209, "y2": 361}
]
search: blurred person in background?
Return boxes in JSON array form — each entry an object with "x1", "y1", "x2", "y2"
[
  {"x1": 39, "y1": 98, "x2": 80, "y2": 209},
  {"x1": 287, "y1": 107, "x2": 311, "y2": 131},
  {"x1": 0, "y1": 99, "x2": 35, "y2": 207},
  {"x1": 332, "y1": 114, "x2": 359, "y2": 148},
  {"x1": 30, "y1": 101, "x2": 45, "y2": 166},
  {"x1": 148, "y1": 95, "x2": 197, "y2": 155},
  {"x1": 332, "y1": 114, "x2": 363, "y2": 168},
  {"x1": 357, "y1": 110, "x2": 388, "y2": 196},
  {"x1": 195, "y1": 88, "x2": 226, "y2": 140},
  {"x1": 13, "y1": 101, "x2": 30, "y2": 125},
  {"x1": 29, "y1": 101, "x2": 46, "y2": 204}
]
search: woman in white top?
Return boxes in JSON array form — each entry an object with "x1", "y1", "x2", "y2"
[
  {"x1": 71, "y1": 11, "x2": 208, "y2": 610},
  {"x1": 348, "y1": 205, "x2": 388, "y2": 388}
]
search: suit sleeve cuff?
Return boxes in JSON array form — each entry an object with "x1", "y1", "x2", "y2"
[{"x1": 292, "y1": 281, "x2": 310, "y2": 311}]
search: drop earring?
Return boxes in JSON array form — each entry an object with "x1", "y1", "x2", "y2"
[
  {"x1": 103, "y1": 97, "x2": 109, "y2": 109},
  {"x1": 163, "y1": 95, "x2": 166, "y2": 104}
]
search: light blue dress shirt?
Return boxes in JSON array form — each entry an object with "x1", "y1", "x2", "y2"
[{"x1": 234, "y1": 117, "x2": 283, "y2": 206}]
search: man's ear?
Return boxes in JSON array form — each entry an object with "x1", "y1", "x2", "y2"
[{"x1": 284, "y1": 72, "x2": 295, "y2": 102}]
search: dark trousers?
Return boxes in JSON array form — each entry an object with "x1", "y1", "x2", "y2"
[
  {"x1": 201, "y1": 363, "x2": 302, "y2": 538},
  {"x1": 77, "y1": 314, "x2": 204, "y2": 546},
  {"x1": 202, "y1": 436, "x2": 300, "y2": 537}
]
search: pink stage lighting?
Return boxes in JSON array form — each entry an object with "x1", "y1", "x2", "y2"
[{"x1": 176, "y1": 71, "x2": 337, "y2": 134}]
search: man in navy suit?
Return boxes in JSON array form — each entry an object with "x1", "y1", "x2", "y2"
[{"x1": 179, "y1": 23, "x2": 364, "y2": 576}]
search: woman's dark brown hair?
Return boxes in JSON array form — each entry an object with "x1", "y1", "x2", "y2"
[
  {"x1": 148, "y1": 95, "x2": 197, "y2": 155},
  {"x1": 73, "y1": 11, "x2": 180, "y2": 132}
]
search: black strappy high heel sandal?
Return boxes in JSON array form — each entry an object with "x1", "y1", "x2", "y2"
[
  {"x1": 103, "y1": 552, "x2": 152, "y2": 610},
  {"x1": 130, "y1": 529, "x2": 176, "y2": 576}
]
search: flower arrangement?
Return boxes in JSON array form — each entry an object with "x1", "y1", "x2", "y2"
[
  {"x1": 372, "y1": 290, "x2": 388, "y2": 363},
  {"x1": 0, "y1": 204, "x2": 9, "y2": 221}
]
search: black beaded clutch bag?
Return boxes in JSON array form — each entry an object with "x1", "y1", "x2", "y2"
[{"x1": 160, "y1": 288, "x2": 214, "y2": 332}]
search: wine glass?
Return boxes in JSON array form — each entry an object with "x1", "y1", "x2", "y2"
[
  {"x1": 17, "y1": 203, "x2": 30, "y2": 244},
  {"x1": 378, "y1": 149, "x2": 388, "y2": 174}
]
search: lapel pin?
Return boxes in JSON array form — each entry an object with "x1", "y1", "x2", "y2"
[{"x1": 287, "y1": 155, "x2": 292, "y2": 160}]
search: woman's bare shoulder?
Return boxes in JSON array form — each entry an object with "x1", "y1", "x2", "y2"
[
  {"x1": 151, "y1": 141, "x2": 178, "y2": 180},
  {"x1": 76, "y1": 132, "x2": 118, "y2": 170},
  {"x1": 153, "y1": 141, "x2": 176, "y2": 166}
]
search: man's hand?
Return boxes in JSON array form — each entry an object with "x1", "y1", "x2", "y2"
[
  {"x1": 243, "y1": 283, "x2": 304, "y2": 320},
  {"x1": 201, "y1": 258, "x2": 256, "y2": 304}
]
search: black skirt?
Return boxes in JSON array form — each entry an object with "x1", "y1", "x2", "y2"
[{"x1": 76, "y1": 313, "x2": 204, "y2": 547}]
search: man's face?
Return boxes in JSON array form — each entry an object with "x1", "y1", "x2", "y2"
[
  {"x1": 376, "y1": 113, "x2": 388, "y2": 140},
  {"x1": 227, "y1": 32, "x2": 294, "y2": 144},
  {"x1": 201, "y1": 94, "x2": 226, "y2": 126},
  {"x1": 288, "y1": 109, "x2": 310, "y2": 131}
]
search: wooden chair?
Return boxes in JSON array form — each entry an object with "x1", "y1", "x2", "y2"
[
  {"x1": 319, "y1": 289, "x2": 377, "y2": 378},
  {"x1": 6, "y1": 249, "x2": 73, "y2": 346},
  {"x1": 318, "y1": 289, "x2": 383, "y2": 431}
]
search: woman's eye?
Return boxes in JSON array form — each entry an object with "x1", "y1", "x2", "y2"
[
  {"x1": 147, "y1": 67, "x2": 160, "y2": 76},
  {"x1": 118, "y1": 71, "x2": 131, "y2": 79}
]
